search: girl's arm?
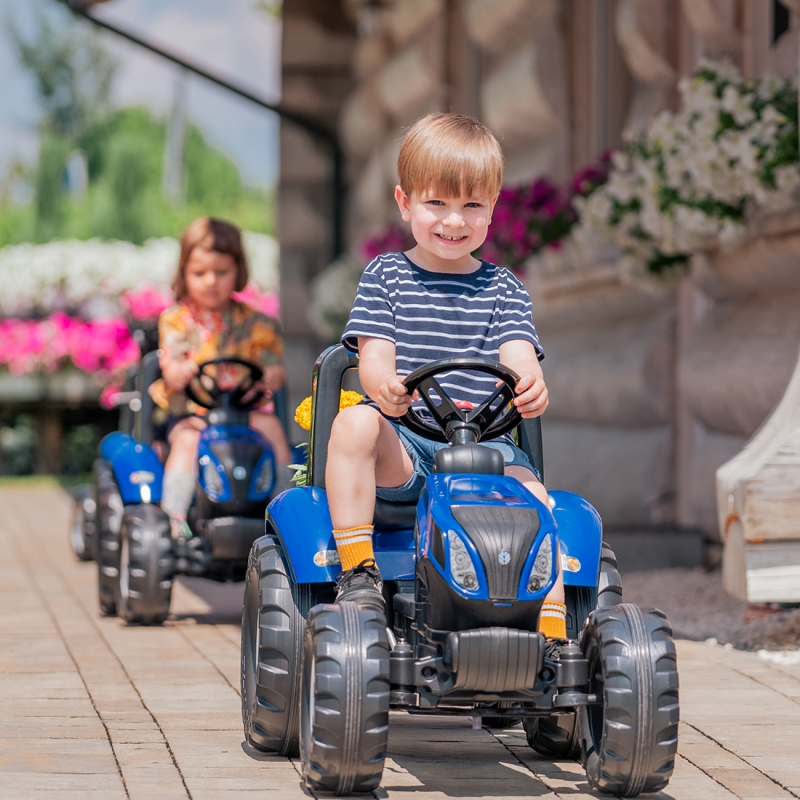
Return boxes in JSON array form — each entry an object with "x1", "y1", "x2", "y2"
[
  {"x1": 161, "y1": 357, "x2": 198, "y2": 392},
  {"x1": 157, "y1": 310, "x2": 198, "y2": 392},
  {"x1": 498, "y1": 339, "x2": 548, "y2": 418},
  {"x1": 250, "y1": 314, "x2": 286, "y2": 393},
  {"x1": 358, "y1": 337, "x2": 411, "y2": 417},
  {"x1": 260, "y1": 364, "x2": 286, "y2": 392}
]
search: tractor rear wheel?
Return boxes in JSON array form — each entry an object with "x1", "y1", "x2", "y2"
[
  {"x1": 95, "y1": 461, "x2": 123, "y2": 616},
  {"x1": 70, "y1": 485, "x2": 97, "y2": 562},
  {"x1": 241, "y1": 534, "x2": 323, "y2": 756}
]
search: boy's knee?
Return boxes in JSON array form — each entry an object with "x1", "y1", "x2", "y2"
[{"x1": 330, "y1": 405, "x2": 381, "y2": 449}]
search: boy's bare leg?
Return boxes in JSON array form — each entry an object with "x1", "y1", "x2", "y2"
[
  {"x1": 249, "y1": 411, "x2": 291, "y2": 464},
  {"x1": 326, "y1": 405, "x2": 414, "y2": 531},
  {"x1": 326, "y1": 405, "x2": 413, "y2": 607}
]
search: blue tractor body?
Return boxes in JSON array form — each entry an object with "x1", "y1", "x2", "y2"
[
  {"x1": 241, "y1": 345, "x2": 679, "y2": 797},
  {"x1": 269, "y1": 480, "x2": 600, "y2": 590},
  {"x1": 89, "y1": 352, "x2": 285, "y2": 625}
]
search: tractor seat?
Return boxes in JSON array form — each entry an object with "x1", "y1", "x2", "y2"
[{"x1": 374, "y1": 497, "x2": 417, "y2": 530}]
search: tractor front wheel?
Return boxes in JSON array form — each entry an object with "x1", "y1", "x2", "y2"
[
  {"x1": 580, "y1": 604, "x2": 679, "y2": 796},
  {"x1": 115, "y1": 504, "x2": 174, "y2": 625},
  {"x1": 525, "y1": 542, "x2": 623, "y2": 759},
  {"x1": 300, "y1": 601, "x2": 390, "y2": 795}
]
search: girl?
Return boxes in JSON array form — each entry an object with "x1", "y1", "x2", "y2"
[{"x1": 150, "y1": 216, "x2": 290, "y2": 537}]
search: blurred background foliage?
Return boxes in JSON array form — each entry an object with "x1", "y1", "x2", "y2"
[
  {"x1": 0, "y1": 8, "x2": 274, "y2": 248},
  {"x1": 0, "y1": 5, "x2": 277, "y2": 475}
]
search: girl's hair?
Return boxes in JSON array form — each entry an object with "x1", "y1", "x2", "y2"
[
  {"x1": 172, "y1": 217, "x2": 248, "y2": 300},
  {"x1": 397, "y1": 112, "x2": 504, "y2": 199}
]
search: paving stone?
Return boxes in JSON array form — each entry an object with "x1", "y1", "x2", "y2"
[{"x1": 4, "y1": 483, "x2": 800, "y2": 800}]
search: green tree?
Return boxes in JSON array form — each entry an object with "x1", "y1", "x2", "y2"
[
  {"x1": 2, "y1": 5, "x2": 274, "y2": 247},
  {"x1": 8, "y1": 6, "x2": 116, "y2": 138},
  {"x1": 33, "y1": 135, "x2": 72, "y2": 239}
]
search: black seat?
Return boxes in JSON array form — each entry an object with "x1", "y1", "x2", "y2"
[{"x1": 306, "y1": 345, "x2": 544, "y2": 530}]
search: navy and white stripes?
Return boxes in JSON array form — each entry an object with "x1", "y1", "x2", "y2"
[{"x1": 342, "y1": 252, "x2": 543, "y2": 413}]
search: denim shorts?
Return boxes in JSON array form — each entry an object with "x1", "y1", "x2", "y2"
[{"x1": 376, "y1": 422, "x2": 539, "y2": 503}]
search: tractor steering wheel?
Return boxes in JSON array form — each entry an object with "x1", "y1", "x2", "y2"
[
  {"x1": 401, "y1": 357, "x2": 522, "y2": 444},
  {"x1": 184, "y1": 357, "x2": 266, "y2": 411}
]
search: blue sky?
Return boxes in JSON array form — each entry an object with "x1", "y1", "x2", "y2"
[{"x1": 0, "y1": 0, "x2": 282, "y2": 188}]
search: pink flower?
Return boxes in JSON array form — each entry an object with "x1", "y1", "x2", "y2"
[
  {"x1": 233, "y1": 283, "x2": 280, "y2": 319},
  {"x1": 0, "y1": 314, "x2": 141, "y2": 385},
  {"x1": 120, "y1": 284, "x2": 173, "y2": 320},
  {"x1": 100, "y1": 383, "x2": 122, "y2": 410},
  {"x1": 360, "y1": 222, "x2": 415, "y2": 262}
]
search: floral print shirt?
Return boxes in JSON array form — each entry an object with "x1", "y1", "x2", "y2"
[{"x1": 150, "y1": 299, "x2": 283, "y2": 415}]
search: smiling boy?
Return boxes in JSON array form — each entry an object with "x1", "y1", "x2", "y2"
[{"x1": 327, "y1": 113, "x2": 566, "y2": 639}]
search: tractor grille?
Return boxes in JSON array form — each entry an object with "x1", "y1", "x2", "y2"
[{"x1": 451, "y1": 506, "x2": 539, "y2": 600}]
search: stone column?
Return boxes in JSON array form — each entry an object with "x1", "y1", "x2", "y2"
[{"x1": 279, "y1": 1, "x2": 356, "y2": 433}]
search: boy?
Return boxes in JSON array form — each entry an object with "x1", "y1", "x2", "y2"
[{"x1": 326, "y1": 112, "x2": 566, "y2": 639}]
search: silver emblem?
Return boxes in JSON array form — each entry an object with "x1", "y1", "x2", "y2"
[
  {"x1": 233, "y1": 466, "x2": 247, "y2": 480},
  {"x1": 498, "y1": 550, "x2": 511, "y2": 565}
]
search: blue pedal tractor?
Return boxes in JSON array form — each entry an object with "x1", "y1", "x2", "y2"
[
  {"x1": 240, "y1": 345, "x2": 679, "y2": 796},
  {"x1": 88, "y1": 352, "x2": 284, "y2": 624}
]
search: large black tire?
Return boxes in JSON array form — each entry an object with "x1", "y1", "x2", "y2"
[
  {"x1": 580, "y1": 604, "x2": 679, "y2": 796},
  {"x1": 300, "y1": 602, "x2": 391, "y2": 795},
  {"x1": 115, "y1": 504, "x2": 175, "y2": 625},
  {"x1": 241, "y1": 535, "x2": 320, "y2": 756},
  {"x1": 566, "y1": 542, "x2": 623, "y2": 638},
  {"x1": 95, "y1": 461, "x2": 123, "y2": 616},
  {"x1": 525, "y1": 542, "x2": 623, "y2": 759},
  {"x1": 70, "y1": 484, "x2": 97, "y2": 562},
  {"x1": 597, "y1": 542, "x2": 623, "y2": 609}
]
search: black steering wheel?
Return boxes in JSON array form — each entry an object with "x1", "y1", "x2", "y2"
[
  {"x1": 401, "y1": 357, "x2": 522, "y2": 444},
  {"x1": 184, "y1": 357, "x2": 265, "y2": 411}
]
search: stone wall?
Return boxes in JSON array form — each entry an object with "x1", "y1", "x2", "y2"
[
  {"x1": 277, "y1": 0, "x2": 800, "y2": 532},
  {"x1": 526, "y1": 208, "x2": 800, "y2": 536}
]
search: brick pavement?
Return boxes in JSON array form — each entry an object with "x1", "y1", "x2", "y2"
[{"x1": 1, "y1": 483, "x2": 800, "y2": 799}]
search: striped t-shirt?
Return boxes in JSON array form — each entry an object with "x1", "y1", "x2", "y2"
[{"x1": 342, "y1": 252, "x2": 543, "y2": 420}]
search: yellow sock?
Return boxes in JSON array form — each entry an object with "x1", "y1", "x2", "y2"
[
  {"x1": 539, "y1": 601, "x2": 567, "y2": 639},
  {"x1": 333, "y1": 525, "x2": 375, "y2": 570}
]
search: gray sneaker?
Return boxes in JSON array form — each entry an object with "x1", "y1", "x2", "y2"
[{"x1": 334, "y1": 559, "x2": 385, "y2": 610}]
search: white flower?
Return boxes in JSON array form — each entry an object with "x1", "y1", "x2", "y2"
[
  {"x1": 572, "y1": 59, "x2": 800, "y2": 272},
  {"x1": 0, "y1": 233, "x2": 279, "y2": 316}
]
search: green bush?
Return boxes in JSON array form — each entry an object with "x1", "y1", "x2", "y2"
[
  {"x1": 0, "y1": 416, "x2": 38, "y2": 476},
  {"x1": 62, "y1": 423, "x2": 101, "y2": 475}
]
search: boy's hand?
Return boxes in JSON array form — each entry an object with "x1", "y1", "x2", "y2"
[
  {"x1": 513, "y1": 372, "x2": 548, "y2": 418},
  {"x1": 377, "y1": 375, "x2": 412, "y2": 417}
]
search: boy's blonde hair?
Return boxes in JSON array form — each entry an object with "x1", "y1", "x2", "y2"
[{"x1": 397, "y1": 112, "x2": 504, "y2": 199}]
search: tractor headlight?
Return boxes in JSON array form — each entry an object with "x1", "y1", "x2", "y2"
[
  {"x1": 527, "y1": 533, "x2": 553, "y2": 593},
  {"x1": 449, "y1": 531, "x2": 479, "y2": 591},
  {"x1": 202, "y1": 458, "x2": 224, "y2": 496},
  {"x1": 253, "y1": 455, "x2": 275, "y2": 495}
]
